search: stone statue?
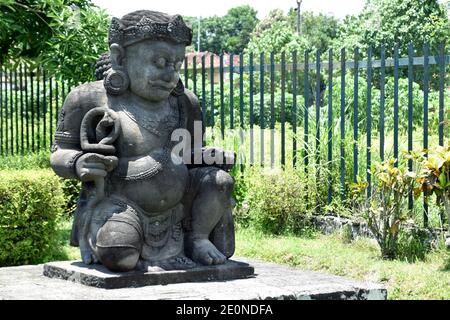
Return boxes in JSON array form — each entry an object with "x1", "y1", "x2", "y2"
[{"x1": 50, "y1": 10, "x2": 236, "y2": 272}]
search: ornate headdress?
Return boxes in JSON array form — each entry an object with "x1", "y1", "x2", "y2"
[{"x1": 108, "y1": 11, "x2": 192, "y2": 47}]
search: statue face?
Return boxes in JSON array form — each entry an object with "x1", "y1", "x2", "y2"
[{"x1": 123, "y1": 40, "x2": 185, "y2": 102}]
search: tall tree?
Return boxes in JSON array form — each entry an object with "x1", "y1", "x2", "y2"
[
  {"x1": 287, "y1": 9, "x2": 339, "y2": 52},
  {"x1": 0, "y1": 0, "x2": 110, "y2": 83},
  {"x1": 333, "y1": 0, "x2": 450, "y2": 55},
  {"x1": 184, "y1": 5, "x2": 258, "y2": 54}
]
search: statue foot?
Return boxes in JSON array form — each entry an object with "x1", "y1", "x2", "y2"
[
  {"x1": 189, "y1": 238, "x2": 226, "y2": 265},
  {"x1": 80, "y1": 240, "x2": 98, "y2": 265},
  {"x1": 147, "y1": 255, "x2": 197, "y2": 271}
]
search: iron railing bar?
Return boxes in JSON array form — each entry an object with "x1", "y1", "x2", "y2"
[{"x1": 183, "y1": 55, "x2": 450, "y2": 73}]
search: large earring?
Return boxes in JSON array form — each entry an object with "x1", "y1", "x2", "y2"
[{"x1": 103, "y1": 67, "x2": 129, "y2": 95}]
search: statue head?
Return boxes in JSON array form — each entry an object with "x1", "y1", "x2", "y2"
[{"x1": 104, "y1": 10, "x2": 192, "y2": 101}]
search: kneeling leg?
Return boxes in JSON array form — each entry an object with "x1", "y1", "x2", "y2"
[
  {"x1": 185, "y1": 168, "x2": 235, "y2": 265},
  {"x1": 95, "y1": 210, "x2": 143, "y2": 272}
]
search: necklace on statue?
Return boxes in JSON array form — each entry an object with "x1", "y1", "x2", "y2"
[{"x1": 118, "y1": 96, "x2": 180, "y2": 137}]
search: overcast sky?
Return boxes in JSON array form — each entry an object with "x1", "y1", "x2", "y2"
[{"x1": 91, "y1": 0, "x2": 367, "y2": 20}]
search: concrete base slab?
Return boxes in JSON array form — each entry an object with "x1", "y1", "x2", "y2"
[
  {"x1": 43, "y1": 260, "x2": 255, "y2": 289},
  {"x1": 0, "y1": 257, "x2": 386, "y2": 300}
]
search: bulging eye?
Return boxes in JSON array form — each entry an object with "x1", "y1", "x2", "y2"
[{"x1": 155, "y1": 57, "x2": 166, "y2": 68}]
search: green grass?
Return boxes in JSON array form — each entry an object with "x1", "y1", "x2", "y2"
[
  {"x1": 53, "y1": 218, "x2": 449, "y2": 300},
  {"x1": 235, "y1": 226, "x2": 450, "y2": 300}
]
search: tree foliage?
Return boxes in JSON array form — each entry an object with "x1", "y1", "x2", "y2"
[
  {"x1": 287, "y1": 9, "x2": 339, "y2": 53},
  {"x1": 184, "y1": 5, "x2": 258, "y2": 54},
  {"x1": 0, "y1": 0, "x2": 110, "y2": 83},
  {"x1": 246, "y1": 9, "x2": 308, "y2": 59},
  {"x1": 333, "y1": 0, "x2": 450, "y2": 55}
]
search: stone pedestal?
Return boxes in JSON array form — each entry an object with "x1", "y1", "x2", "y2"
[
  {"x1": 43, "y1": 260, "x2": 254, "y2": 289},
  {"x1": 0, "y1": 257, "x2": 386, "y2": 300}
]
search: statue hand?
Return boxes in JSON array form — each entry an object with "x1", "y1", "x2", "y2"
[{"x1": 75, "y1": 153, "x2": 118, "y2": 182}]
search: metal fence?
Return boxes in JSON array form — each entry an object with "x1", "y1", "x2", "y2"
[
  {"x1": 0, "y1": 66, "x2": 73, "y2": 155},
  {"x1": 181, "y1": 43, "x2": 449, "y2": 227},
  {"x1": 0, "y1": 43, "x2": 449, "y2": 226}
]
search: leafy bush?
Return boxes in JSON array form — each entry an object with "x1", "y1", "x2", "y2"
[
  {"x1": 396, "y1": 227, "x2": 432, "y2": 262},
  {"x1": 234, "y1": 167, "x2": 311, "y2": 235},
  {"x1": 414, "y1": 144, "x2": 450, "y2": 247},
  {"x1": 0, "y1": 151, "x2": 80, "y2": 215},
  {"x1": 61, "y1": 179, "x2": 81, "y2": 216},
  {"x1": 0, "y1": 150, "x2": 51, "y2": 170},
  {"x1": 0, "y1": 169, "x2": 65, "y2": 266},
  {"x1": 351, "y1": 159, "x2": 417, "y2": 259}
]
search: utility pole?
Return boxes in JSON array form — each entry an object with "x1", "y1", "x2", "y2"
[
  {"x1": 296, "y1": 0, "x2": 302, "y2": 35},
  {"x1": 197, "y1": 16, "x2": 201, "y2": 52}
]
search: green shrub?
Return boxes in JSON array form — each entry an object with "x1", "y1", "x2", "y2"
[
  {"x1": 0, "y1": 151, "x2": 51, "y2": 170},
  {"x1": 351, "y1": 159, "x2": 417, "y2": 260},
  {"x1": 0, "y1": 169, "x2": 65, "y2": 266},
  {"x1": 61, "y1": 179, "x2": 81, "y2": 216},
  {"x1": 236, "y1": 167, "x2": 311, "y2": 235},
  {"x1": 396, "y1": 227, "x2": 432, "y2": 262}
]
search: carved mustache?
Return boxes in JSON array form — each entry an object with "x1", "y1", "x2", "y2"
[{"x1": 149, "y1": 81, "x2": 177, "y2": 91}]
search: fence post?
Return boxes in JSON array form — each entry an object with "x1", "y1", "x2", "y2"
[
  {"x1": 340, "y1": 48, "x2": 346, "y2": 199},
  {"x1": 366, "y1": 46, "x2": 373, "y2": 198},
  {"x1": 36, "y1": 69, "x2": 40, "y2": 152},
  {"x1": 43, "y1": 70, "x2": 47, "y2": 150},
  {"x1": 19, "y1": 65, "x2": 24, "y2": 155},
  {"x1": 201, "y1": 55, "x2": 206, "y2": 124},
  {"x1": 407, "y1": 42, "x2": 414, "y2": 211},
  {"x1": 220, "y1": 53, "x2": 224, "y2": 139},
  {"x1": 380, "y1": 45, "x2": 386, "y2": 161},
  {"x1": 281, "y1": 51, "x2": 286, "y2": 168},
  {"x1": 270, "y1": 52, "x2": 275, "y2": 168},
  {"x1": 315, "y1": 49, "x2": 321, "y2": 174},
  {"x1": 292, "y1": 50, "x2": 298, "y2": 169},
  {"x1": 210, "y1": 54, "x2": 215, "y2": 128},
  {"x1": 193, "y1": 56, "x2": 197, "y2": 97},
  {"x1": 353, "y1": 47, "x2": 359, "y2": 183},
  {"x1": 327, "y1": 49, "x2": 333, "y2": 204},
  {"x1": 260, "y1": 52, "x2": 265, "y2": 166},
  {"x1": 239, "y1": 53, "x2": 244, "y2": 172},
  {"x1": 9, "y1": 69, "x2": 14, "y2": 155},
  {"x1": 249, "y1": 52, "x2": 254, "y2": 165},
  {"x1": 393, "y1": 44, "x2": 399, "y2": 166},
  {"x1": 25, "y1": 65, "x2": 29, "y2": 153},
  {"x1": 304, "y1": 50, "x2": 309, "y2": 175},
  {"x1": 14, "y1": 70, "x2": 18, "y2": 155},
  {"x1": 230, "y1": 54, "x2": 234, "y2": 130},
  {"x1": 0, "y1": 65, "x2": 3, "y2": 156},
  {"x1": 438, "y1": 42, "x2": 445, "y2": 146},
  {"x1": 423, "y1": 42, "x2": 430, "y2": 227},
  {"x1": 30, "y1": 71, "x2": 34, "y2": 153},
  {"x1": 49, "y1": 75, "x2": 53, "y2": 150}
]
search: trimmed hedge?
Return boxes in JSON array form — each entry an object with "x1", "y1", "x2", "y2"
[{"x1": 0, "y1": 169, "x2": 65, "y2": 266}]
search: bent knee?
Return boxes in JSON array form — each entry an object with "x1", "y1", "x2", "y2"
[
  {"x1": 202, "y1": 169, "x2": 234, "y2": 193},
  {"x1": 95, "y1": 213, "x2": 143, "y2": 272}
]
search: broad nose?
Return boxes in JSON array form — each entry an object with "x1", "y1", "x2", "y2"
[{"x1": 161, "y1": 68, "x2": 177, "y2": 83}]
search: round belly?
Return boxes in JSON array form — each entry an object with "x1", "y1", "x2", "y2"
[{"x1": 110, "y1": 150, "x2": 189, "y2": 214}]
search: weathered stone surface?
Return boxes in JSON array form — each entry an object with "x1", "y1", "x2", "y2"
[
  {"x1": 0, "y1": 257, "x2": 386, "y2": 300},
  {"x1": 43, "y1": 259, "x2": 254, "y2": 289},
  {"x1": 50, "y1": 10, "x2": 237, "y2": 273}
]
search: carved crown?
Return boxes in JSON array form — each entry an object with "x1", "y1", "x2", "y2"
[{"x1": 108, "y1": 14, "x2": 192, "y2": 47}]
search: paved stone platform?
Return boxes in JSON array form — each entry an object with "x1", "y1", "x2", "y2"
[
  {"x1": 0, "y1": 257, "x2": 387, "y2": 300},
  {"x1": 43, "y1": 260, "x2": 254, "y2": 289}
]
